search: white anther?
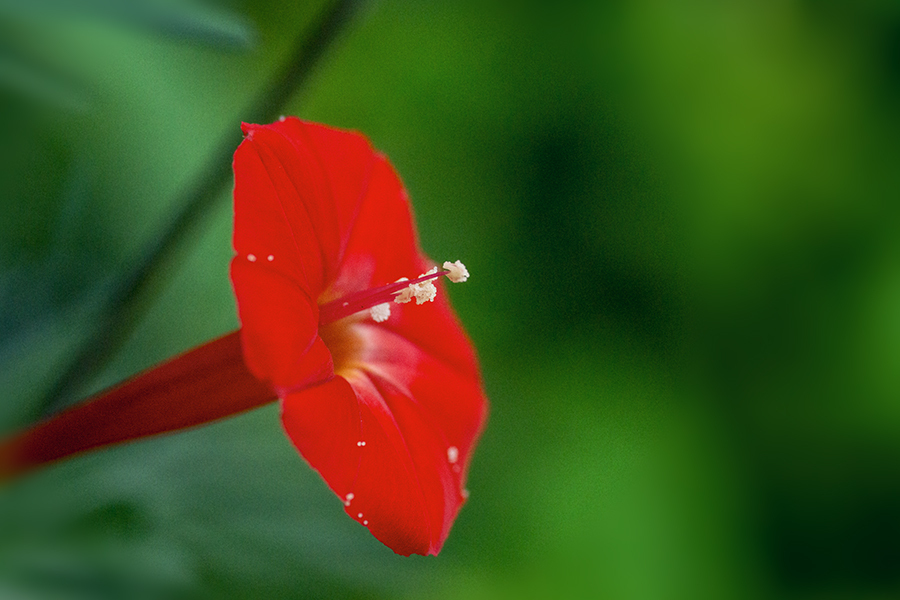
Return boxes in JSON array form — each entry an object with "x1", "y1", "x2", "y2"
[
  {"x1": 393, "y1": 277, "x2": 413, "y2": 304},
  {"x1": 412, "y1": 280, "x2": 437, "y2": 304},
  {"x1": 443, "y1": 260, "x2": 469, "y2": 283},
  {"x1": 370, "y1": 303, "x2": 391, "y2": 323},
  {"x1": 394, "y1": 269, "x2": 439, "y2": 305}
]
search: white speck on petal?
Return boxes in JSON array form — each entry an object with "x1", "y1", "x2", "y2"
[
  {"x1": 363, "y1": 520, "x2": 369, "y2": 525},
  {"x1": 447, "y1": 446, "x2": 459, "y2": 464},
  {"x1": 247, "y1": 254, "x2": 257, "y2": 262},
  {"x1": 357, "y1": 440, "x2": 366, "y2": 447},
  {"x1": 357, "y1": 512, "x2": 364, "y2": 519},
  {"x1": 267, "y1": 254, "x2": 274, "y2": 261}
]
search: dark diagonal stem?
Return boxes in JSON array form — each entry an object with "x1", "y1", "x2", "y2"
[{"x1": 39, "y1": 0, "x2": 366, "y2": 417}]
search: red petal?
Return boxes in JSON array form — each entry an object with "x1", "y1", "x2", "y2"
[
  {"x1": 281, "y1": 358, "x2": 480, "y2": 556},
  {"x1": 232, "y1": 118, "x2": 488, "y2": 555},
  {"x1": 282, "y1": 310, "x2": 487, "y2": 555},
  {"x1": 325, "y1": 141, "x2": 423, "y2": 294},
  {"x1": 230, "y1": 259, "x2": 333, "y2": 395},
  {"x1": 355, "y1": 314, "x2": 487, "y2": 478},
  {"x1": 231, "y1": 120, "x2": 378, "y2": 391},
  {"x1": 234, "y1": 122, "x2": 337, "y2": 293}
]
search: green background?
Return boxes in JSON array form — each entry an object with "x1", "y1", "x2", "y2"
[{"x1": 2, "y1": 1, "x2": 900, "y2": 598}]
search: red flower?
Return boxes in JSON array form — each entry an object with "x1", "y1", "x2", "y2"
[
  {"x1": 231, "y1": 118, "x2": 487, "y2": 555},
  {"x1": 0, "y1": 118, "x2": 488, "y2": 557}
]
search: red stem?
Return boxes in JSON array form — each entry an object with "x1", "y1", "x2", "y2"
[{"x1": 0, "y1": 330, "x2": 276, "y2": 481}]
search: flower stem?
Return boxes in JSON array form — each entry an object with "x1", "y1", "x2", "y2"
[
  {"x1": 38, "y1": 0, "x2": 367, "y2": 418},
  {"x1": 1, "y1": 331, "x2": 276, "y2": 482}
]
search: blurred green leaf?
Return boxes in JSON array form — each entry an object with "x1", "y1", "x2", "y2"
[
  {"x1": 0, "y1": 46, "x2": 88, "y2": 111},
  {"x1": 0, "y1": 0, "x2": 255, "y2": 49},
  {"x1": 0, "y1": 406, "x2": 432, "y2": 599}
]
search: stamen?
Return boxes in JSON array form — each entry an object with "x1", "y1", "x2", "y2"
[
  {"x1": 318, "y1": 261, "x2": 469, "y2": 324},
  {"x1": 443, "y1": 260, "x2": 469, "y2": 283},
  {"x1": 370, "y1": 303, "x2": 391, "y2": 323},
  {"x1": 395, "y1": 267, "x2": 438, "y2": 305},
  {"x1": 393, "y1": 278, "x2": 412, "y2": 304}
]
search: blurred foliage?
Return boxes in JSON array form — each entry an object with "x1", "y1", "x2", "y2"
[{"x1": 3, "y1": 0, "x2": 900, "y2": 598}]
